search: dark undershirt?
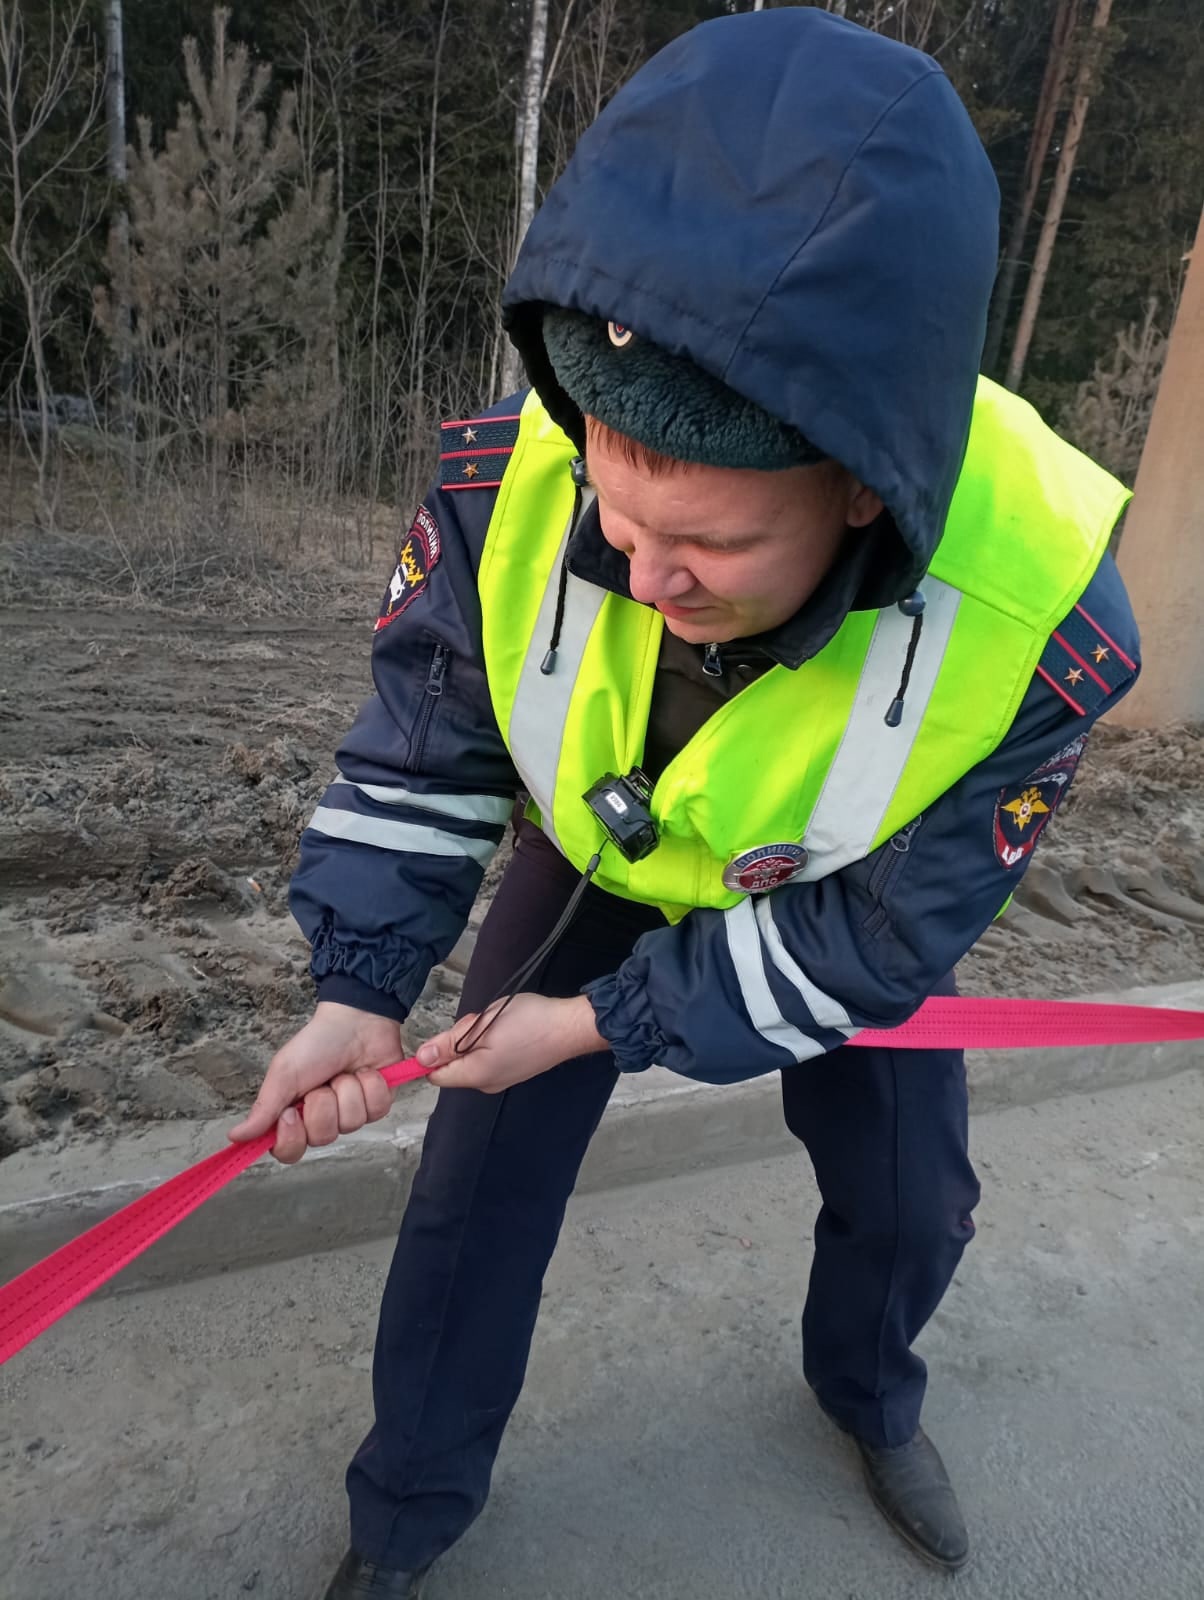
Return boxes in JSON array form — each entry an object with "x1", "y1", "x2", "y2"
[{"x1": 640, "y1": 628, "x2": 772, "y2": 783}]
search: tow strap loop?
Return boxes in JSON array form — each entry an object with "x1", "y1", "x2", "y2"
[{"x1": 3, "y1": 995, "x2": 1203, "y2": 1366}]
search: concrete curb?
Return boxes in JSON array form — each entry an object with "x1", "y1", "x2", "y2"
[{"x1": 2, "y1": 978, "x2": 1201, "y2": 1294}]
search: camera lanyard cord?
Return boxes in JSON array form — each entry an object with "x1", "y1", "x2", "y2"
[{"x1": 451, "y1": 849, "x2": 604, "y2": 1056}]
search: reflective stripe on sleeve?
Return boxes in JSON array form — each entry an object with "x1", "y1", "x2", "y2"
[
  {"x1": 753, "y1": 898, "x2": 857, "y2": 1037},
  {"x1": 307, "y1": 806, "x2": 497, "y2": 864},
  {"x1": 332, "y1": 778, "x2": 513, "y2": 825},
  {"x1": 723, "y1": 897, "x2": 827, "y2": 1062}
]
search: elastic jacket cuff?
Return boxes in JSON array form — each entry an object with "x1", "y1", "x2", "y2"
[
  {"x1": 315, "y1": 974, "x2": 410, "y2": 1023},
  {"x1": 582, "y1": 975, "x2": 663, "y2": 1073}
]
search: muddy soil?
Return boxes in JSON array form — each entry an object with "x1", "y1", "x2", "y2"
[
  {"x1": 1, "y1": 593, "x2": 1202, "y2": 1160},
  {"x1": 0, "y1": 594, "x2": 508, "y2": 1160}
]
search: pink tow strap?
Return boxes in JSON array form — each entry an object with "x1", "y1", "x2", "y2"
[
  {"x1": 850, "y1": 995, "x2": 1204, "y2": 1050},
  {"x1": 3, "y1": 997, "x2": 1203, "y2": 1366},
  {"x1": 0, "y1": 1056, "x2": 430, "y2": 1367}
]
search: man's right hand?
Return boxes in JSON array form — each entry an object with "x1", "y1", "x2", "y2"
[{"x1": 229, "y1": 1001, "x2": 405, "y2": 1164}]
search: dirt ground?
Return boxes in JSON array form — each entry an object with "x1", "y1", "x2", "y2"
[{"x1": 1, "y1": 585, "x2": 1202, "y2": 1161}]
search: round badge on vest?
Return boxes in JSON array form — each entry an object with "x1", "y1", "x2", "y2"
[{"x1": 722, "y1": 843, "x2": 809, "y2": 894}]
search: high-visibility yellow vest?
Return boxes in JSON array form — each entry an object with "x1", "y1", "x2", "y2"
[{"x1": 478, "y1": 378, "x2": 1128, "y2": 921}]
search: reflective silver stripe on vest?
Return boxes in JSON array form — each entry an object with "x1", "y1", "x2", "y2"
[
  {"x1": 332, "y1": 777, "x2": 513, "y2": 825},
  {"x1": 506, "y1": 491, "x2": 604, "y2": 850},
  {"x1": 307, "y1": 806, "x2": 497, "y2": 864},
  {"x1": 724, "y1": 897, "x2": 828, "y2": 1062},
  {"x1": 800, "y1": 577, "x2": 961, "y2": 881},
  {"x1": 753, "y1": 898, "x2": 857, "y2": 1037}
]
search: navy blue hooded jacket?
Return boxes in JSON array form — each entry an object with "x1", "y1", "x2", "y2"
[{"x1": 291, "y1": 10, "x2": 1139, "y2": 1081}]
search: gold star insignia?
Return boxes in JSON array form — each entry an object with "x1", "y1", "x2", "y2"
[
  {"x1": 463, "y1": 461, "x2": 479, "y2": 479},
  {"x1": 1001, "y1": 787, "x2": 1051, "y2": 831},
  {"x1": 462, "y1": 427, "x2": 478, "y2": 443},
  {"x1": 1065, "y1": 667, "x2": 1085, "y2": 686},
  {"x1": 1092, "y1": 644, "x2": 1110, "y2": 664}
]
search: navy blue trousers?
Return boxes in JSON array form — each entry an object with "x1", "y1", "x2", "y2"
[{"x1": 347, "y1": 826, "x2": 980, "y2": 1570}]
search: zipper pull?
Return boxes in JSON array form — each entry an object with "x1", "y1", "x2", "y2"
[
  {"x1": 702, "y1": 642, "x2": 723, "y2": 678},
  {"x1": 425, "y1": 646, "x2": 447, "y2": 697},
  {"x1": 890, "y1": 814, "x2": 923, "y2": 852}
]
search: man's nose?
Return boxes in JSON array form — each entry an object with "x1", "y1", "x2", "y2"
[{"x1": 626, "y1": 541, "x2": 695, "y2": 605}]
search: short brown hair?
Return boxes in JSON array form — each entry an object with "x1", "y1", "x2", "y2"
[{"x1": 584, "y1": 414, "x2": 690, "y2": 478}]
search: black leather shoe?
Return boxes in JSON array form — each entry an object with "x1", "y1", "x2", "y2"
[
  {"x1": 855, "y1": 1428, "x2": 970, "y2": 1571},
  {"x1": 321, "y1": 1549, "x2": 429, "y2": 1599}
]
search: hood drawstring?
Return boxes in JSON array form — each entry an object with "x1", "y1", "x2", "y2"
[
  {"x1": 540, "y1": 461, "x2": 588, "y2": 675},
  {"x1": 540, "y1": 553, "x2": 572, "y2": 674},
  {"x1": 885, "y1": 589, "x2": 926, "y2": 728}
]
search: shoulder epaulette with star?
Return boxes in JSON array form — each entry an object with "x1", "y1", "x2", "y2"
[
  {"x1": 439, "y1": 413, "x2": 521, "y2": 491},
  {"x1": 1036, "y1": 599, "x2": 1138, "y2": 716}
]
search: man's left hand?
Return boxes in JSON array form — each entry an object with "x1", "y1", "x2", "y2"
[{"x1": 418, "y1": 992, "x2": 608, "y2": 1093}]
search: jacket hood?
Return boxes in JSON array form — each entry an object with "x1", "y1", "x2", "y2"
[{"x1": 502, "y1": 8, "x2": 1000, "y2": 615}]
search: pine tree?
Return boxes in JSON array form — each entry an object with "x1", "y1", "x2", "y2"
[{"x1": 97, "y1": 6, "x2": 344, "y2": 500}]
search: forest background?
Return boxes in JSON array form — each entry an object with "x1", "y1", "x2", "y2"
[{"x1": 1, "y1": 0, "x2": 1200, "y2": 598}]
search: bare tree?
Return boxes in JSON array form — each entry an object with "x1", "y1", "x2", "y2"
[
  {"x1": 542, "y1": 0, "x2": 642, "y2": 210},
  {"x1": 286, "y1": 0, "x2": 417, "y2": 220},
  {"x1": 982, "y1": 0, "x2": 1079, "y2": 376},
  {"x1": 396, "y1": 0, "x2": 452, "y2": 490},
  {"x1": 500, "y1": 0, "x2": 550, "y2": 396},
  {"x1": 1005, "y1": 0, "x2": 1115, "y2": 391},
  {"x1": 104, "y1": 0, "x2": 132, "y2": 448},
  {"x1": 0, "y1": 0, "x2": 104, "y2": 516}
]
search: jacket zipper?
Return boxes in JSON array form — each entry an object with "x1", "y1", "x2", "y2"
[
  {"x1": 867, "y1": 813, "x2": 923, "y2": 894},
  {"x1": 411, "y1": 642, "x2": 448, "y2": 767},
  {"x1": 702, "y1": 642, "x2": 723, "y2": 678}
]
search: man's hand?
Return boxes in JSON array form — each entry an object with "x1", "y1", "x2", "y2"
[
  {"x1": 418, "y1": 993, "x2": 607, "y2": 1094},
  {"x1": 229, "y1": 1001, "x2": 404, "y2": 1164}
]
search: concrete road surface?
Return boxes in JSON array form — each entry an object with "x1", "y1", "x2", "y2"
[{"x1": 3, "y1": 1071, "x2": 1203, "y2": 1600}]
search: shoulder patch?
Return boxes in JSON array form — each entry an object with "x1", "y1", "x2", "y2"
[
  {"x1": 993, "y1": 734, "x2": 1087, "y2": 869},
  {"x1": 1035, "y1": 601, "x2": 1138, "y2": 716},
  {"x1": 375, "y1": 505, "x2": 441, "y2": 633},
  {"x1": 439, "y1": 413, "x2": 521, "y2": 491}
]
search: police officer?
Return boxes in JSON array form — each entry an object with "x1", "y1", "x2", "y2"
[{"x1": 232, "y1": 11, "x2": 1140, "y2": 1595}]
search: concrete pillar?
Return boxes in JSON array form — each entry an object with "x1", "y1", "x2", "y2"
[{"x1": 1111, "y1": 206, "x2": 1204, "y2": 728}]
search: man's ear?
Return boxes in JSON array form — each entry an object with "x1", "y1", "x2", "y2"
[{"x1": 846, "y1": 479, "x2": 885, "y2": 528}]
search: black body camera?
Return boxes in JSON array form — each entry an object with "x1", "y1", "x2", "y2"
[{"x1": 582, "y1": 768, "x2": 659, "y2": 862}]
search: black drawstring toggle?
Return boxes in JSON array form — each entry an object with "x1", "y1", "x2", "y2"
[{"x1": 885, "y1": 589, "x2": 926, "y2": 729}]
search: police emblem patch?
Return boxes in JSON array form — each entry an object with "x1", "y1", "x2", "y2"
[
  {"x1": 375, "y1": 506, "x2": 441, "y2": 633},
  {"x1": 993, "y1": 734, "x2": 1087, "y2": 869},
  {"x1": 722, "y1": 843, "x2": 809, "y2": 894}
]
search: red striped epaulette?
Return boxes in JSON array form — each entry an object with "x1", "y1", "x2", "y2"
[
  {"x1": 439, "y1": 413, "x2": 521, "y2": 491},
  {"x1": 1036, "y1": 600, "x2": 1138, "y2": 716}
]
